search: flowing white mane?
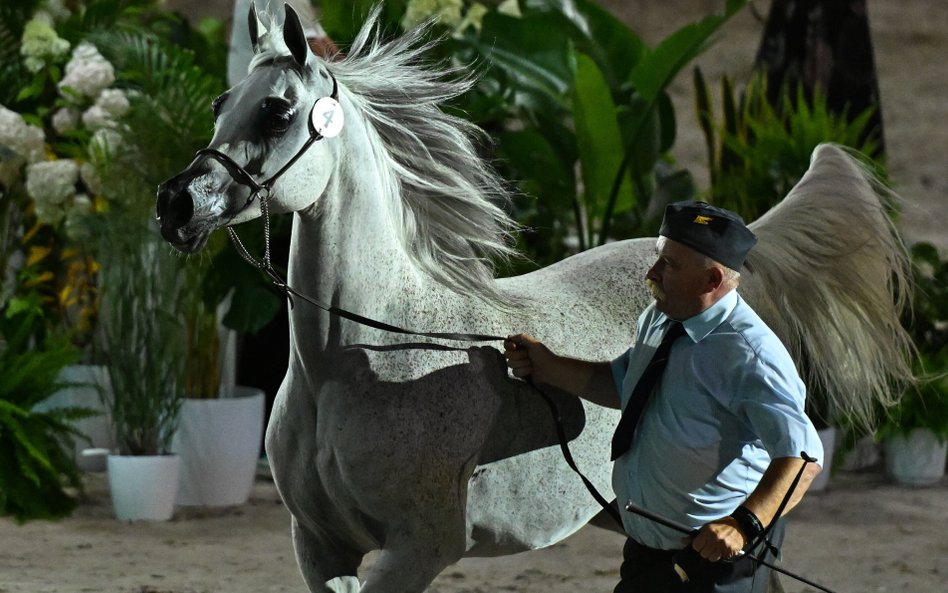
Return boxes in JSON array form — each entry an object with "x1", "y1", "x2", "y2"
[{"x1": 251, "y1": 11, "x2": 521, "y2": 307}]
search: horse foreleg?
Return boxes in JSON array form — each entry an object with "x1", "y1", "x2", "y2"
[
  {"x1": 292, "y1": 517, "x2": 363, "y2": 593},
  {"x1": 358, "y1": 518, "x2": 467, "y2": 593}
]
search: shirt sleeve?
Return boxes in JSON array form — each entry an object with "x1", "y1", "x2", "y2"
[{"x1": 734, "y1": 357, "x2": 825, "y2": 466}]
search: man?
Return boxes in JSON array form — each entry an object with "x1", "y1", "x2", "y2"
[{"x1": 505, "y1": 201, "x2": 823, "y2": 593}]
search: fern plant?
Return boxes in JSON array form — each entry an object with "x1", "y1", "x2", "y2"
[
  {"x1": 0, "y1": 304, "x2": 93, "y2": 522},
  {"x1": 694, "y1": 68, "x2": 882, "y2": 221}
]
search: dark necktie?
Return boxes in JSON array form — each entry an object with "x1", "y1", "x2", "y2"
[{"x1": 610, "y1": 320, "x2": 686, "y2": 460}]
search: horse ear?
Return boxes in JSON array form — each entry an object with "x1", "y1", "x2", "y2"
[
  {"x1": 248, "y1": 1, "x2": 265, "y2": 53},
  {"x1": 283, "y1": 3, "x2": 311, "y2": 67}
]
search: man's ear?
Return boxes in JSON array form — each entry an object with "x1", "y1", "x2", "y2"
[{"x1": 707, "y1": 265, "x2": 725, "y2": 292}]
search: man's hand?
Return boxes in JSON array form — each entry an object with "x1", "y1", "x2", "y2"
[
  {"x1": 504, "y1": 334, "x2": 620, "y2": 408},
  {"x1": 687, "y1": 517, "x2": 746, "y2": 562},
  {"x1": 504, "y1": 334, "x2": 556, "y2": 384}
]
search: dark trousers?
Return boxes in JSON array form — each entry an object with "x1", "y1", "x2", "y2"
[{"x1": 613, "y1": 519, "x2": 786, "y2": 593}]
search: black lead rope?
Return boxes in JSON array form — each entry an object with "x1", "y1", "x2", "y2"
[
  {"x1": 231, "y1": 219, "x2": 839, "y2": 593},
  {"x1": 201, "y1": 67, "x2": 825, "y2": 593},
  {"x1": 228, "y1": 209, "x2": 621, "y2": 519}
]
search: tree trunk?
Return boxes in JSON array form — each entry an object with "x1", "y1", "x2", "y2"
[{"x1": 754, "y1": 0, "x2": 885, "y2": 156}]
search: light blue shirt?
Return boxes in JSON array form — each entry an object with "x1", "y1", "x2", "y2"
[{"x1": 610, "y1": 290, "x2": 823, "y2": 549}]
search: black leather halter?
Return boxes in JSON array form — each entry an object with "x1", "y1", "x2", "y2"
[{"x1": 195, "y1": 72, "x2": 341, "y2": 201}]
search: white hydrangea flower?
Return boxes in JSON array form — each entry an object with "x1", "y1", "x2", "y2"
[
  {"x1": 82, "y1": 104, "x2": 112, "y2": 130},
  {"x1": 456, "y1": 3, "x2": 489, "y2": 34},
  {"x1": 20, "y1": 15, "x2": 71, "y2": 73},
  {"x1": 59, "y1": 42, "x2": 115, "y2": 100},
  {"x1": 52, "y1": 107, "x2": 80, "y2": 133},
  {"x1": 95, "y1": 88, "x2": 130, "y2": 117},
  {"x1": 41, "y1": 0, "x2": 73, "y2": 23},
  {"x1": 0, "y1": 105, "x2": 46, "y2": 187},
  {"x1": 0, "y1": 105, "x2": 46, "y2": 162},
  {"x1": 79, "y1": 161, "x2": 103, "y2": 196},
  {"x1": 402, "y1": 0, "x2": 463, "y2": 30},
  {"x1": 498, "y1": 0, "x2": 522, "y2": 18},
  {"x1": 26, "y1": 159, "x2": 80, "y2": 224},
  {"x1": 90, "y1": 127, "x2": 123, "y2": 157}
]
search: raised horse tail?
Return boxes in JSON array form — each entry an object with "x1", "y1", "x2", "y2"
[{"x1": 743, "y1": 143, "x2": 914, "y2": 431}]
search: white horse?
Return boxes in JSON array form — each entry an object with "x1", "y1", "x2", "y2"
[{"x1": 156, "y1": 6, "x2": 912, "y2": 593}]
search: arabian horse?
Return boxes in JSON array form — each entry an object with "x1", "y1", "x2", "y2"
[{"x1": 156, "y1": 6, "x2": 912, "y2": 593}]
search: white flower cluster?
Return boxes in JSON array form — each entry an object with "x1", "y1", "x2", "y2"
[
  {"x1": 23, "y1": 157, "x2": 99, "y2": 233},
  {"x1": 19, "y1": 13, "x2": 71, "y2": 73},
  {"x1": 401, "y1": 0, "x2": 520, "y2": 36},
  {"x1": 402, "y1": 0, "x2": 464, "y2": 30},
  {"x1": 0, "y1": 105, "x2": 45, "y2": 189},
  {"x1": 59, "y1": 42, "x2": 116, "y2": 100},
  {"x1": 52, "y1": 42, "x2": 129, "y2": 137},
  {"x1": 12, "y1": 34, "x2": 129, "y2": 238}
]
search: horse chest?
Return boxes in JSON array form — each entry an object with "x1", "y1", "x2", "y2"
[{"x1": 270, "y1": 348, "x2": 503, "y2": 525}]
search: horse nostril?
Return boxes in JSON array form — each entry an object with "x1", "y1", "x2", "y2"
[{"x1": 155, "y1": 184, "x2": 195, "y2": 232}]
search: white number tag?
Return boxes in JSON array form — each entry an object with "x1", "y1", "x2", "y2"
[{"x1": 311, "y1": 97, "x2": 344, "y2": 138}]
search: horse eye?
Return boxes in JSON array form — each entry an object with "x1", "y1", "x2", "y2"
[
  {"x1": 211, "y1": 94, "x2": 227, "y2": 118},
  {"x1": 261, "y1": 98, "x2": 294, "y2": 134}
]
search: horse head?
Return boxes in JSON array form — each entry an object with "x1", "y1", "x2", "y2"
[{"x1": 156, "y1": 3, "x2": 342, "y2": 253}]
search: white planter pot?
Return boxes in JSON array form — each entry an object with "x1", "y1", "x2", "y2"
[
  {"x1": 34, "y1": 365, "x2": 114, "y2": 472},
  {"x1": 172, "y1": 386, "x2": 265, "y2": 506},
  {"x1": 107, "y1": 454, "x2": 180, "y2": 521},
  {"x1": 884, "y1": 428, "x2": 948, "y2": 486},
  {"x1": 807, "y1": 426, "x2": 837, "y2": 492}
]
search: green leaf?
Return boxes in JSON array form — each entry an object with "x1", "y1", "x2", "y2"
[
  {"x1": 522, "y1": 0, "x2": 645, "y2": 90},
  {"x1": 497, "y1": 128, "x2": 575, "y2": 202},
  {"x1": 470, "y1": 12, "x2": 575, "y2": 106},
  {"x1": 222, "y1": 276, "x2": 282, "y2": 335},
  {"x1": 322, "y1": 0, "x2": 406, "y2": 43},
  {"x1": 572, "y1": 52, "x2": 633, "y2": 237},
  {"x1": 629, "y1": 0, "x2": 748, "y2": 102}
]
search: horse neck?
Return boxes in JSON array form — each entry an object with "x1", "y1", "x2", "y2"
[{"x1": 287, "y1": 119, "x2": 437, "y2": 347}]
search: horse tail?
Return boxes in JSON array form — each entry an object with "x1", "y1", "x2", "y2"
[{"x1": 743, "y1": 143, "x2": 914, "y2": 431}]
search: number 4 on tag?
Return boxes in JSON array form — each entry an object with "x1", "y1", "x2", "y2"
[{"x1": 311, "y1": 97, "x2": 344, "y2": 138}]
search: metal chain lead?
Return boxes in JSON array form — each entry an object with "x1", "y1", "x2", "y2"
[{"x1": 227, "y1": 187, "x2": 273, "y2": 271}]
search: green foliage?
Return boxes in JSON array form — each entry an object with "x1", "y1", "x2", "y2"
[
  {"x1": 92, "y1": 28, "x2": 223, "y2": 187},
  {"x1": 81, "y1": 17, "x2": 224, "y2": 435},
  {"x1": 0, "y1": 303, "x2": 93, "y2": 522},
  {"x1": 455, "y1": 0, "x2": 747, "y2": 271},
  {"x1": 694, "y1": 69, "x2": 882, "y2": 221},
  {"x1": 877, "y1": 243, "x2": 948, "y2": 442},
  {"x1": 92, "y1": 204, "x2": 188, "y2": 455},
  {"x1": 322, "y1": 1, "x2": 746, "y2": 270}
]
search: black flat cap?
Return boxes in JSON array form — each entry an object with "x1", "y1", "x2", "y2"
[{"x1": 659, "y1": 201, "x2": 757, "y2": 271}]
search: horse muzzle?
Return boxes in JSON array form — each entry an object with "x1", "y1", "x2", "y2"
[{"x1": 156, "y1": 171, "x2": 212, "y2": 253}]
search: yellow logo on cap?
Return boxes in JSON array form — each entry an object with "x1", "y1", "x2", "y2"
[{"x1": 693, "y1": 215, "x2": 713, "y2": 225}]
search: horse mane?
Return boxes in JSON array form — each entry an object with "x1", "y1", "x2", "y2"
[
  {"x1": 744, "y1": 143, "x2": 915, "y2": 430},
  {"x1": 253, "y1": 9, "x2": 520, "y2": 308}
]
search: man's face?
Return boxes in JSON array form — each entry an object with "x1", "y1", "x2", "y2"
[{"x1": 646, "y1": 237, "x2": 712, "y2": 320}]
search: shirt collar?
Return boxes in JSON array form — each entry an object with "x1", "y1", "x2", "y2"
[{"x1": 656, "y1": 290, "x2": 738, "y2": 344}]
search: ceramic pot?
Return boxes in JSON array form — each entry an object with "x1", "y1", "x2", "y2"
[
  {"x1": 34, "y1": 365, "x2": 114, "y2": 471},
  {"x1": 884, "y1": 428, "x2": 947, "y2": 486},
  {"x1": 172, "y1": 386, "x2": 265, "y2": 506},
  {"x1": 107, "y1": 454, "x2": 180, "y2": 521}
]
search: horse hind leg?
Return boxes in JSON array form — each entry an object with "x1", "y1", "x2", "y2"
[{"x1": 292, "y1": 517, "x2": 363, "y2": 593}]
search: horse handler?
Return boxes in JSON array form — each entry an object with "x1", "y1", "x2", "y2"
[{"x1": 505, "y1": 201, "x2": 824, "y2": 593}]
